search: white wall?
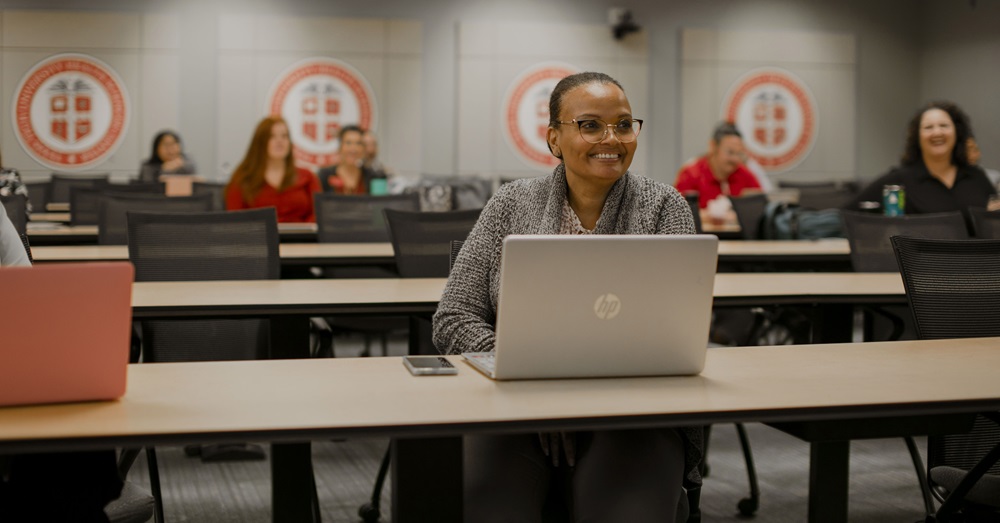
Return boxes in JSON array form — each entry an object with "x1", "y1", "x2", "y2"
[
  {"x1": 919, "y1": 0, "x2": 1000, "y2": 170},
  {"x1": 0, "y1": 0, "x2": 993, "y2": 187}
]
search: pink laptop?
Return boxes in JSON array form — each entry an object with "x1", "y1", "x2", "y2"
[{"x1": 0, "y1": 262, "x2": 133, "y2": 407}]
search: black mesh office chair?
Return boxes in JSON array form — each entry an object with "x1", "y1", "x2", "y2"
[
  {"x1": 969, "y1": 208, "x2": 1000, "y2": 239},
  {"x1": 730, "y1": 193, "x2": 768, "y2": 240},
  {"x1": 842, "y1": 211, "x2": 969, "y2": 272},
  {"x1": 358, "y1": 209, "x2": 482, "y2": 523},
  {"x1": 126, "y1": 208, "x2": 284, "y2": 522},
  {"x1": 383, "y1": 208, "x2": 482, "y2": 278},
  {"x1": 48, "y1": 173, "x2": 109, "y2": 204},
  {"x1": 312, "y1": 193, "x2": 420, "y2": 357},
  {"x1": 97, "y1": 193, "x2": 214, "y2": 245},
  {"x1": 191, "y1": 182, "x2": 227, "y2": 210},
  {"x1": 69, "y1": 187, "x2": 105, "y2": 226},
  {"x1": 314, "y1": 193, "x2": 419, "y2": 243},
  {"x1": 111, "y1": 181, "x2": 166, "y2": 194},
  {"x1": 25, "y1": 181, "x2": 49, "y2": 213},
  {"x1": 684, "y1": 193, "x2": 704, "y2": 234},
  {"x1": 1, "y1": 194, "x2": 28, "y2": 235},
  {"x1": 891, "y1": 236, "x2": 1000, "y2": 523}
]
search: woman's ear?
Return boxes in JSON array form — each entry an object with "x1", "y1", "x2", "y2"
[{"x1": 547, "y1": 126, "x2": 562, "y2": 159}]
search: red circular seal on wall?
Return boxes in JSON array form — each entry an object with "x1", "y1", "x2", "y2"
[
  {"x1": 723, "y1": 68, "x2": 817, "y2": 173},
  {"x1": 267, "y1": 58, "x2": 376, "y2": 169},
  {"x1": 503, "y1": 63, "x2": 579, "y2": 171},
  {"x1": 12, "y1": 53, "x2": 130, "y2": 170}
]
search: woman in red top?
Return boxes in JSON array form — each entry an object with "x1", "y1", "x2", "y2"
[{"x1": 226, "y1": 116, "x2": 321, "y2": 222}]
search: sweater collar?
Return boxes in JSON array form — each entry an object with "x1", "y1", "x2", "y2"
[{"x1": 541, "y1": 163, "x2": 630, "y2": 234}]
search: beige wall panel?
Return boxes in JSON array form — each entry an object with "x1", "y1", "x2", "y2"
[
  {"x1": 498, "y1": 21, "x2": 616, "y2": 59},
  {"x1": 218, "y1": 14, "x2": 255, "y2": 51},
  {"x1": 679, "y1": 66, "x2": 717, "y2": 166},
  {"x1": 382, "y1": 57, "x2": 422, "y2": 177},
  {"x1": 142, "y1": 14, "x2": 180, "y2": 50},
  {"x1": 715, "y1": 30, "x2": 855, "y2": 65},
  {"x1": 2, "y1": 11, "x2": 139, "y2": 49},
  {"x1": 681, "y1": 29, "x2": 718, "y2": 62},
  {"x1": 387, "y1": 20, "x2": 422, "y2": 56},
  {"x1": 457, "y1": 21, "x2": 495, "y2": 58},
  {"x1": 456, "y1": 59, "x2": 495, "y2": 175},
  {"x1": 253, "y1": 16, "x2": 385, "y2": 54},
  {"x1": 216, "y1": 54, "x2": 257, "y2": 176},
  {"x1": 139, "y1": 52, "x2": 181, "y2": 156}
]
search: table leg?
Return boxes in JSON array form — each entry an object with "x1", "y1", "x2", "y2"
[
  {"x1": 391, "y1": 437, "x2": 463, "y2": 523},
  {"x1": 269, "y1": 317, "x2": 316, "y2": 521},
  {"x1": 808, "y1": 440, "x2": 850, "y2": 523},
  {"x1": 811, "y1": 304, "x2": 854, "y2": 344}
]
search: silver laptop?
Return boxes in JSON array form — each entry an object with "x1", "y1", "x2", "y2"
[{"x1": 463, "y1": 234, "x2": 718, "y2": 380}]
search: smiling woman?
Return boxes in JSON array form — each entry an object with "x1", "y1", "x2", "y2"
[
  {"x1": 849, "y1": 101, "x2": 997, "y2": 219},
  {"x1": 433, "y1": 71, "x2": 700, "y2": 523}
]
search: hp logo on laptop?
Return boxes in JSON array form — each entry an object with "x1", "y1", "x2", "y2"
[{"x1": 594, "y1": 293, "x2": 622, "y2": 320}]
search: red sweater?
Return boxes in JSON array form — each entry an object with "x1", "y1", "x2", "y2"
[
  {"x1": 674, "y1": 157, "x2": 761, "y2": 208},
  {"x1": 226, "y1": 168, "x2": 321, "y2": 223}
]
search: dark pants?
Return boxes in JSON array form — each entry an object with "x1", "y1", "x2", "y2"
[
  {"x1": 0, "y1": 450, "x2": 122, "y2": 523},
  {"x1": 464, "y1": 428, "x2": 685, "y2": 523}
]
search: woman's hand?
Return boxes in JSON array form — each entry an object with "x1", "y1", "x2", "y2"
[
  {"x1": 538, "y1": 432, "x2": 576, "y2": 467},
  {"x1": 162, "y1": 157, "x2": 185, "y2": 172}
]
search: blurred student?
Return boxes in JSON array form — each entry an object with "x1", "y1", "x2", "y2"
[
  {"x1": 317, "y1": 125, "x2": 387, "y2": 194},
  {"x1": 139, "y1": 130, "x2": 197, "y2": 183},
  {"x1": 226, "y1": 116, "x2": 320, "y2": 222}
]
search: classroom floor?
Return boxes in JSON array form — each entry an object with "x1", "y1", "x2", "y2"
[{"x1": 123, "y1": 334, "x2": 931, "y2": 523}]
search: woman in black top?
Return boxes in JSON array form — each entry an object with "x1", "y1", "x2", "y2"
[{"x1": 850, "y1": 101, "x2": 996, "y2": 217}]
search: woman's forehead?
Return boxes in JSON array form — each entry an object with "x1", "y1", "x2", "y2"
[{"x1": 560, "y1": 83, "x2": 631, "y2": 117}]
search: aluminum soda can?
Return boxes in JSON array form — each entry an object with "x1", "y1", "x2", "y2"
[{"x1": 882, "y1": 185, "x2": 905, "y2": 216}]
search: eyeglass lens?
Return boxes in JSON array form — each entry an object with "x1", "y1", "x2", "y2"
[{"x1": 578, "y1": 119, "x2": 641, "y2": 143}]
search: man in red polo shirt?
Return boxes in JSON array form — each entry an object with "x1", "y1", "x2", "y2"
[{"x1": 675, "y1": 122, "x2": 761, "y2": 208}]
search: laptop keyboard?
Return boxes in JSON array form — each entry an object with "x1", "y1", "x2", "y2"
[{"x1": 464, "y1": 352, "x2": 496, "y2": 373}]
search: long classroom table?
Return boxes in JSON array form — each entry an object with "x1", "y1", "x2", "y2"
[
  {"x1": 1, "y1": 338, "x2": 998, "y2": 523},
  {"x1": 26, "y1": 222, "x2": 320, "y2": 244},
  {"x1": 31, "y1": 238, "x2": 852, "y2": 271}
]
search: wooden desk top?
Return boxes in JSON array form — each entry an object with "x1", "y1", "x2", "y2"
[
  {"x1": 32, "y1": 243, "x2": 395, "y2": 264},
  {"x1": 130, "y1": 273, "x2": 905, "y2": 318},
  {"x1": 32, "y1": 240, "x2": 845, "y2": 265},
  {"x1": 29, "y1": 212, "x2": 71, "y2": 223},
  {"x1": 1, "y1": 337, "x2": 998, "y2": 452}
]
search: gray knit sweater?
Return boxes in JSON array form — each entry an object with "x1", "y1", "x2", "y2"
[{"x1": 432, "y1": 164, "x2": 702, "y2": 485}]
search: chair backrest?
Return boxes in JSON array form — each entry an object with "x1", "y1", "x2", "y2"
[
  {"x1": 683, "y1": 192, "x2": 703, "y2": 234},
  {"x1": 730, "y1": 193, "x2": 768, "y2": 239},
  {"x1": 449, "y1": 240, "x2": 464, "y2": 271},
  {"x1": 890, "y1": 235, "x2": 1000, "y2": 480},
  {"x1": 69, "y1": 187, "x2": 105, "y2": 226},
  {"x1": 98, "y1": 192, "x2": 215, "y2": 245},
  {"x1": 384, "y1": 208, "x2": 482, "y2": 278},
  {"x1": 110, "y1": 181, "x2": 166, "y2": 194},
  {"x1": 191, "y1": 182, "x2": 227, "y2": 210},
  {"x1": 49, "y1": 173, "x2": 109, "y2": 203},
  {"x1": 796, "y1": 187, "x2": 857, "y2": 211},
  {"x1": 25, "y1": 181, "x2": 49, "y2": 213},
  {"x1": 843, "y1": 211, "x2": 968, "y2": 272},
  {"x1": 127, "y1": 208, "x2": 279, "y2": 363},
  {"x1": 969, "y1": 208, "x2": 1000, "y2": 239},
  {"x1": 314, "y1": 193, "x2": 420, "y2": 243},
  {"x1": 1, "y1": 194, "x2": 28, "y2": 236}
]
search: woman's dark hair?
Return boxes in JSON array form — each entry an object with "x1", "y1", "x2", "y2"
[
  {"x1": 338, "y1": 125, "x2": 364, "y2": 144},
  {"x1": 148, "y1": 130, "x2": 181, "y2": 165},
  {"x1": 546, "y1": 72, "x2": 625, "y2": 157},
  {"x1": 901, "y1": 101, "x2": 972, "y2": 168}
]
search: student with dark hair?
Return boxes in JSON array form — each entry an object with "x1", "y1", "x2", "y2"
[
  {"x1": 139, "y1": 130, "x2": 197, "y2": 183},
  {"x1": 226, "y1": 116, "x2": 320, "y2": 222},
  {"x1": 849, "y1": 101, "x2": 996, "y2": 216},
  {"x1": 434, "y1": 71, "x2": 699, "y2": 523},
  {"x1": 316, "y1": 125, "x2": 386, "y2": 194}
]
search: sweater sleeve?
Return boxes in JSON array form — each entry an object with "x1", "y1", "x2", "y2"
[
  {"x1": 432, "y1": 188, "x2": 510, "y2": 355},
  {"x1": 0, "y1": 200, "x2": 30, "y2": 267},
  {"x1": 657, "y1": 186, "x2": 698, "y2": 235}
]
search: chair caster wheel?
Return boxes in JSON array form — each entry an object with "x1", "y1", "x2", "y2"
[
  {"x1": 738, "y1": 497, "x2": 758, "y2": 517},
  {"x1": 358, "y1": 502, "x2": 381, "y2": 522}
]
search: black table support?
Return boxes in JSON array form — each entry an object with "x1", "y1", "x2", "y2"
[{"x1": 391, "y1": 437, "x2": 463, "y2": 523}]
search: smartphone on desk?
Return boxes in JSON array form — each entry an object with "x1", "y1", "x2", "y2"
[{"x1": 403, "y1": 356, "x2": 458, "y2": 376}]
